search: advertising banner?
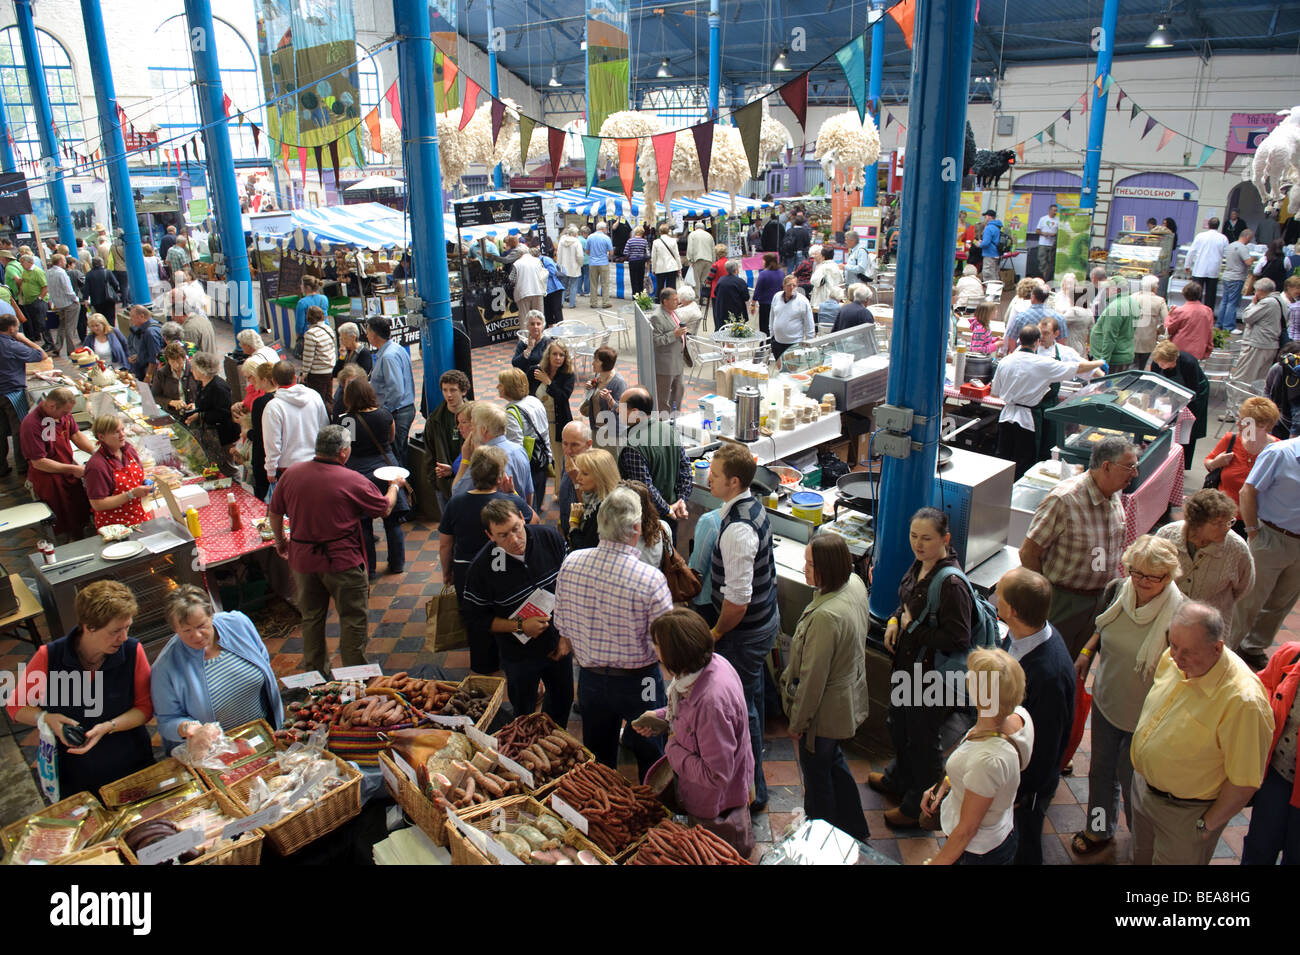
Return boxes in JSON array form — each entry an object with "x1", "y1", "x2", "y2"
[
  {"x1": 1053, "y1": 193, "x2": 1093, "y2": 278},
  {"x1": 586, "y1": 0, "x2": 629, "y2": 139}
]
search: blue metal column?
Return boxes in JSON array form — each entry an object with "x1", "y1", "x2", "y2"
[
  {"x1": 14, "y1": 0, "x2": 75, "y2": 250},
  {"x1": 394, "y1": 0, "x2": 455, "y2": 407},
  {"x1": 863, "y1": 1, "x2": 885, "y2": 206},
  {"x1": 80, "y1": 0, "x2": 148, "y2": 305},
  {"x1": 0, "y1": 80, "x2": 30, "y2": 233},
  {"x1": 868, "y1": 0, "x2": 976, "y2": 621},
  {"x1": 1080, "y1": 0, "x2": 1118, "y2": 210},
  {"x1": 485, "y1": 0, "x2": 503, "y2": 190},
  {"x1": 708, "y1": 0, "x2": 720, "y2": 121},
  {"x1": 183, "y1": 0, "x2": 255, "y2": 332}
]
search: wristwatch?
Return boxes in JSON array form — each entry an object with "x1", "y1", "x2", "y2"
[{"x1": 510, "y1": 617, "x2": 523, "y2": 630}]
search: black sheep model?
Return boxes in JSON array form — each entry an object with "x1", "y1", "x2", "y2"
[{"x1": 972, "y1": 148, "x2": 1017, "y2": 188}]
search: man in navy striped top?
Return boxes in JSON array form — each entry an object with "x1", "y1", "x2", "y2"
[{"x1": 708, "y1": 443, "x2": 780, "y2": 811}]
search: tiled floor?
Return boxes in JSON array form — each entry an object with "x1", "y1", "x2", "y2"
[{"x1": 0, "y1": 298, "x2": 1292, "y2": 864}]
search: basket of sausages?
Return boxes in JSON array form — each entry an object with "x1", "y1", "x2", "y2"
[
  {"x1": 628, "y1": 820, "x2": 753, "y2": 865},
  {"x1": 369, "y1": 672, "x2": 505, "y2": 731},
  {"x1": 493, "y1": 712, "x2": 596, "y2": 794},
  {"x1": 324, "y1": 686, "x2": 422, "y2": 766},
  {"x1": 445, "y1": 795, "x2": 614, "y2": 866},
  {"x1": 551, "y1": 761, "x2": 671, "y2": 861}
]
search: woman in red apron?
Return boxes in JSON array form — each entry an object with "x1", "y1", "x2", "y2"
[{"x1": 84, "y1": 415, "x2": 151, "y2": 529}]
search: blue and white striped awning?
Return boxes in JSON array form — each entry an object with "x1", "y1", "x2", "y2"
[
  {"x1": 251, "y1": 202, "x2": 529, "y2": 252},
  {"x1": 550, "y1": 187, "x2": 662, "y2": 218},
  {"x1": 669, "y1": 192, "x2": 773, "y2": 217}
]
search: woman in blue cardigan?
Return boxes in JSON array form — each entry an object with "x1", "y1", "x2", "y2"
[
  {"x1": 81, "y1": 312, "x2": 130, "y2": 368},
  {"x1": 151, "y1": 584, "x2": 283, "y2": 749}
]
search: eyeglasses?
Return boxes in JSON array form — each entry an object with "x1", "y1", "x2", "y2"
[
  {"x1": 1110, "y1": 461, "x2": 1139, "y2": 473},
  {"x1": 1129, "y1": 570, "x2": 1168, "y2": 585}
]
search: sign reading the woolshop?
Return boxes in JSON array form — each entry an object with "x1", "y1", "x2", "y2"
[{"x1": 1112, "y1": 185, "x2": 1199, "y2": 201}]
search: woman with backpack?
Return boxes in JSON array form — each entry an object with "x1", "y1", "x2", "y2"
[
  {"x1": 498, "y1": 367, "x2": 553, "y2": 511},
  {"x1": 1069, "y1": 535, "x2": 1184, "y2": 859},
  {"x1": 870, "y1": 507, "x2": 978, "y2": 829}
]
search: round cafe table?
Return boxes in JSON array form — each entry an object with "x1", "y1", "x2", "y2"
[{"x1": 711, "y1": 326, "x2": 769, "y2": 361}]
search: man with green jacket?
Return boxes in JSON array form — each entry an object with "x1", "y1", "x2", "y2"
[
  {"x1": 618, "y1": 387, "x2": 691, "y2": 525},
  {"x1": 1091, "y1": 284, "x2": 1137, "y2": 372}
]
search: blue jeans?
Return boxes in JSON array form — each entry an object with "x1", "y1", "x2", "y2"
[
  {"x1": 798, "y1": 735, "x2": 869, "y2": 840},
  {"x1": 1217, "y1": 279, "x2": 1245, "y2": 329},
  {"x1": 580, "y1": 264, "x2": 590, "y2": 295},
  {"x1": 577, "y1": 665, "x2": 665, "y2": 781},
  {"x1": 1085, "y1": 700, "x2": 1133, "y2": 839},
  {"x1": 715, "y1": 622, "x2": 779, "y2": 804},
  {"x1": 564, "y1": 274, "x2": 582, "y2": 308},
  {"x1": 1242, "y1": 767, "x2": 1300, "y2": 864},
  {"x1": 958, "y1": 827, "x2": 1018, "y2": 864},
  {"x1": 391, "y1": 404, "x2": 416, "y2": 467}
]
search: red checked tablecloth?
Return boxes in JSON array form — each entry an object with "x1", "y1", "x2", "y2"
[
  {"x1": 192, "y1": 482, "x2": 274, "y2": 568},
  {"x1": 1121, "y1": 442, "x2": 1185, "y2": 549}
]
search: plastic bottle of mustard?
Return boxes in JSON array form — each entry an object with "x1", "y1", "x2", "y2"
[{"x1": 185, "y1": 507, "x2": 202, "y2": 538}]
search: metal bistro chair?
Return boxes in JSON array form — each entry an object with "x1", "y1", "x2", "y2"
[
  {"x1": 1201, "y1": 349, "x2": 1235, "y2": 405},
  {"x1": 595, "y1": 307, "x2": 632, "y2": 351},
  {"x1": 686, "y1": 334, "x2": 726, "y2": 385},
  {"x1": 1215, "y1": 378, "x2": 1267, "y2": 438}
]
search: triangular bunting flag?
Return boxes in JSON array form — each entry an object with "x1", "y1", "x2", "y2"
[
  {"x1": 1015, "y1": 142, "x2": 1024, "y2": 162},
  {"x1": 222, "y1": 93, "x2": 232, "y2": 117},
  {"x1": 1223, "y1": 152, "x2": 1238, "y2": 175},
  {"x1": 443, "y1": 58, "x2": 460, "y2": 113},
  {"x1": 1115, "y1": 88, "x2": 1126, "y2": 109},
  {"x1": 237, "y1": 111, "x2": 246, "y2": 127},
  {"x1": 734, "y1": 100, "x2": 764, "y2": 180},
  {"x1": 548, "y1": 127, "x2": 565, "y2": 189},
  {"x1": 778, "y1": 74, "x2": 808, "y2": 132},
  {"x1": 1035, "y1": 131, "x2": 1044, "y2": 144},
  {"x1": 518, "y1": 115, "x2": 535, "y2": 171},
  {"x1": 835, "y1": 35, "x2": 868, "y2": 122},
  {"x1": 313, "y1": 144, "x2": 323, "y2": 174},
  {"x1": 652, "y1": 131, "x2": 676, "y2": 202},
  {"x1": 1080, "y1": 93, "x2": 1089, "y2": 115},
  {"x1": 251, "y1": 124, "x2": 261, "y2": 152},
  {"x1": 460, "y1": 78, "x2": 481, "y2": 131},
  {"x1": 693, "y1": 123, "x2": 714, "y2": 192},
  {"x1": 1045, "y1": 122, "x2": 1056, "y2": 141},
  {"x1": 191, "y1": 136, "x2": 200, "y2": 163},
  {"x1": 385, "y1": 83, "x2": 403, "y2": 129},
  {"x1": 299, "y1": 146, "x2": 307, "y2": 188},
  {"x1": 1157, "y1": 127, "x2": 1176, "y2": 151},
  {"x1": 491, "y1": 99, "x2": 505, "y2": 146},
  {"x1": 1063, "y1": 108, "x2": 1071, "y2": 124},
  {"x1": 581, "y1": 135, "x2": 601, "y2": 192},
  {"x1": 885, "y1": 112, "x2": 894, "y2": 129},
  {"x1": 1130, "y1": 103, "x2": 1141, "y2": 122},
  {"x1": 1141, "y1": 116, "x2": 1158, "y2": 139},
  {"x1": 616, "y1": 138, "x2": 638, "y2": 203},
  {"x1": 329, "y1": 140, "x2": 341, "y2": 182},
  {"x1": 364, "y1": 108, "x2": 382, "y2": 152},
  {"x1": 887, "y1": 0, "x2": 916, "y2": 49},
  {"x1": 1095, "y1": 75, "x2": 1104, "y2": 92},
  {"x1": 1101, "y1": 74, "x2": 1114, "y2": 93}
]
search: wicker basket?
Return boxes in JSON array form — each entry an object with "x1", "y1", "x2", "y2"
[
  {"x1": 225, "y1": 749, "x2": 362, "y2": 856},
  {"x1": 53, "y1": 841, "x2": 134, "y2": 866},
  {"x1": 446, "y1": 795, "x2": 615, "y2": 866},
  {"x1": 99, "y1": 758, "x2": 203, "y2": 809},
  {"x1": 196, "y1": 719, "x2": 280, "y2": 792},
  {"x1": 379, "y1": 750, "x2": 451, "y2": 846},
  {"x1": 327, "y1": 689, "x2": 420, "y2": 766},
  {"x1": 452, "y1": 675, "x2": 505, "y2": 731},
  {"x1": 1, "y1": 791, "x2": 111, "y2": 858},
  {"x1": 123, "y1": 789, "x2": 263, "y2": 865}
]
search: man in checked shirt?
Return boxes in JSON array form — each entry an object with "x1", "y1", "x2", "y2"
[
  {"x1": 554, "y1": 486, "x2": 674, "y2": 778},
  {"x1": 618, "y1": 388, "x2": 691, "y2": 534}
]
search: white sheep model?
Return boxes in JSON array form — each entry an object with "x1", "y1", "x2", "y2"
[
  {"x1": 1248, "y1": 106, "x2": 1300, "y2": 215},
  {"x1": 597, "y1": 111, "x2": 663, "y2": 167},
  {"x1": 433, "y1": 105, "x2": 500, "y2": 185},
  {"x1": 638, "y1": 117, "x2": 789, "y2": 213},
  {"x1": 378, "y1": 117, "x2": 401, "y2": 163},
  {"x1": 815, "y1": 111, "x2": 882, "y2": 192}
]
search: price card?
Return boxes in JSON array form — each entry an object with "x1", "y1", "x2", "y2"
[
  {"x1": 135, "y1": 825, "x2": 203, "y2": 866},
  {"x1": 222, "y1": 802, "x2": 282, "y2": 840},
  {"x1": 446, "y1": 809, "x2": 489, "y2": 852},
  {"x1": 333, "y1": 663, "x2": 383, "y2": 681},
  {"x1": 549, "y1": 794, "x2": 589, "y2": 835},
  {"x1": 465, "y1": 724, "x2": 497, "y2": 752},
  {"x1": 427, "y1": 714, "x2": 471, "y2": 728},
  {"x1": 391, "y1": 751, "x2": 418, "y2": 785},
  {"x1": 380, "y1": 758, "x2": 399, "y2": 795},
  {"x1": 280, "y1": 671, "x2": 326, "y2": 689},
  {"x1": 497, "y1": 753, "x2": 535, "y2": 789}
]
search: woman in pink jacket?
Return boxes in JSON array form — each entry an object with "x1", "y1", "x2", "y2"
[{"x1": 637, "y1": 608, "x2": 754, "y2": 855}]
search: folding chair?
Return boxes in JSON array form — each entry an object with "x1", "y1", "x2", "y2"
[{"x1": 685, "y1": 334, "x2": 726, "y2": 385}]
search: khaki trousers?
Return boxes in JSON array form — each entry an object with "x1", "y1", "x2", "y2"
[
  {"x1": 294, "y1": 566, "x2": 370, "y2": 678},
  {"x1": 1131, "y1": 773, "x2": 1224, "y2": 866}
]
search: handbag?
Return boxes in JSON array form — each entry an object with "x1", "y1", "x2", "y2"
[
  {"x1": 660, "y1": 538, "x2": 703, "y2": 603},
  {"x1": 425, "y1": 583, "x2": 468, "y2": 652},
  {"x1": 1203, "y1": 433, "x2": 1235, "y2": 489},
  {"x1": 353, "y1": 410, "x2": 413, "y2": 508}
]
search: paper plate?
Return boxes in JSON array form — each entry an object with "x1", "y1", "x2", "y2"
[
  {"x1": 374, "y1": 466, "x2": 409, "y2": 482},
  {"x1": 102, "y1": 541, "x2": 144, "y2": 561}
]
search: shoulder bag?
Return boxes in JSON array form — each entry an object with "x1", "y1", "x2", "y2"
[
  {"x1": 1202, "y1": 433, "x2": 1235, "y2": 489},
  {"x1": 659, "y1": 535, "x2": 702, "y2": 603}
]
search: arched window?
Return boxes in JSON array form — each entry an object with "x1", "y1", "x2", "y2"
[
  {"x1": 0, "y1": 27, "x2": 84, "y2": 163},
  {"x1": 355, "y1": 43, "x2": 384, "y2": 165},
  {"x1": 149, "y1": 16, "x2": 264, "y2": 162}
]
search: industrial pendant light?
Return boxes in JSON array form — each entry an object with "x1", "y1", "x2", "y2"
[
  {"x1": 549, "y1": 66, "x2": 562, "y2": 87},
  {"x1": 1146, "y1": 22, "x2": 1173, "y2": 48},
  {"x1": 772, "y1": 47, "x2": 790, "y2": 72},
  {"x1": 657, "y1": 58, "x2": 672, "y2": 78}
]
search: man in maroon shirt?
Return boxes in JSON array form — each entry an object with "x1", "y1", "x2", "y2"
[
  {"x1": 19, "y1": 387, "x2": 96, "y2": 537},
  {"x1": 269, "y1": 425, "x2": 400, "y2": 677}
]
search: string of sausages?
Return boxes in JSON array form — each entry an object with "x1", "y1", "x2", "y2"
[
  {"x1": 553, "y1": 761, "x2": 663, "y2": 856},
  {"x1": 629, "y1": 820, "x2": 752, "y2": 865}
]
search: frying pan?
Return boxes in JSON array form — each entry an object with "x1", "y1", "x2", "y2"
[
  {"x1": 683, "y1": 440, "x2": 786, "y2": 498},
  {"x1": 835, "y1": 446, "x2": 953, "y2": 514}
]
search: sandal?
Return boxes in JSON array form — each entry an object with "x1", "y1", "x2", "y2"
[{"x1": 1071, "y1": 831, "x2": 1112, "y2": 856}]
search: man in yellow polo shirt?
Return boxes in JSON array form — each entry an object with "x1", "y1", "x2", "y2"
[{"x1": 1130, "y1": 602, "x2": 1274, "y2": 865}]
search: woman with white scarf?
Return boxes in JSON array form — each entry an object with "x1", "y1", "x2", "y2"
[
  {"x1": 635, "y1": 608, "x2": 754, "y2": 855},
  {"x1": 1070, "y1": 535, "x2": 1184, "y2": 858}
]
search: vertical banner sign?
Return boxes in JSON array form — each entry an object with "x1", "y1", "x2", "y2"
[
  {"x1": 256, "y1": 0, "x2": 362, "y2": 166},
  {"x1": 1003, "y1": 192, "x2": 1032, "y2": 246},
  {"x1": 586, "y1": 0, "x2": 629, "y2": 141},
  {"x1": 432, "y1": 28, "x2": 460, "y2": 116},
  {"x1": 1052, "y1": 193, "x2": 1093, "y2": 278}
]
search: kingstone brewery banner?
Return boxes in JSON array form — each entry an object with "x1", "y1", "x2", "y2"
[
  {"x1": 1053, "y1": 193, "x2": 1093, "y2": 278},
  {"x1": 586, "y1": 0, "x2": 630, "y2": 142},
  {"x1": 257, "y1": 0, "x2": 361, "y2": 153}
]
